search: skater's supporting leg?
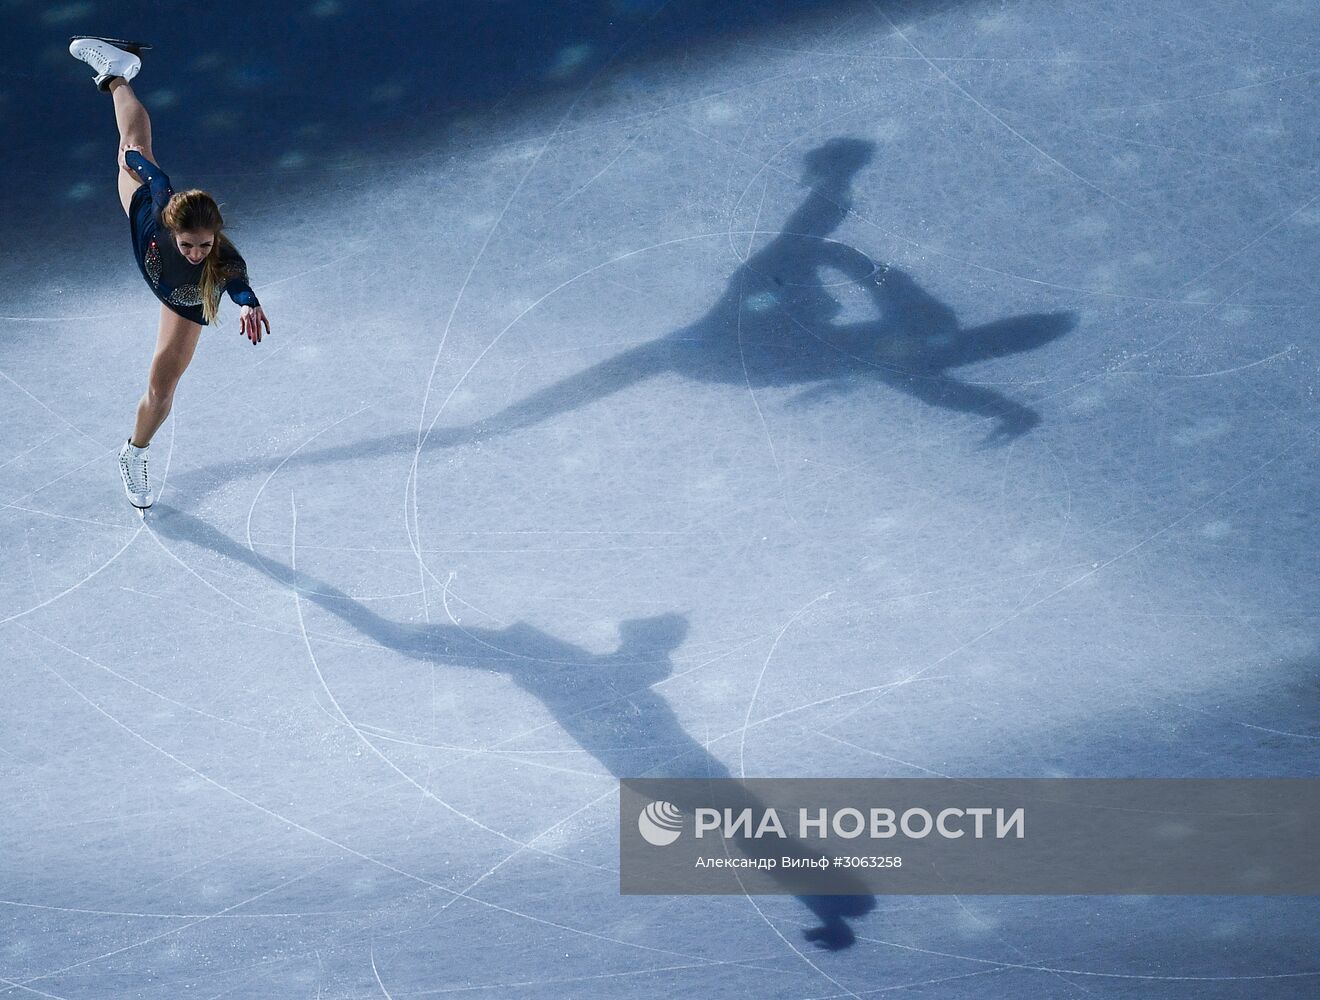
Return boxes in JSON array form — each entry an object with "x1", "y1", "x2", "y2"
[
  {"x1": 133, "y1": 304, "x2": 201, "y2": 447},
  {"x1": 109, "y1": 79, "x2": 154, "y2": 215}
]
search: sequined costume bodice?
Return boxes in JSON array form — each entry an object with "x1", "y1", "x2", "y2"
[{"x1": 124, "y1": 151, "x2": 258, "y2": 325}]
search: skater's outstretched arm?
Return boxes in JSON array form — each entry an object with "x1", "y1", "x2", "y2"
[
  {"x1": 895, "y1": 369, "x2": 1041, "y2": 445},
  {"x1": 222, "y1": 276, "x2": 259, "y2": 307},
  {"x1": 219, "y1": 255, "x2": 260, "y2": 308}
]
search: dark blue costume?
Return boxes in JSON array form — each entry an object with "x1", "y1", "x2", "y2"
[{"x1": 125, "y1": 150, "x2": 258, "y2": 325}]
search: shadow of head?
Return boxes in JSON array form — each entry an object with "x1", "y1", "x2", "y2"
[
  {"x1": 617, "y1": 613, "x2": 690, "y2": 658},
  {"x1": 802, "y1": 138, "x2": 877, "y2": 188}
]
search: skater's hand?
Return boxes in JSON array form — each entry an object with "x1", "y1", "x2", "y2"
[
  {"x1": 239, "y1": 304, "x2": 270, "y2": 345},
  {"x1": 119, "y1": 144, "x2": 146, "y2": 176}
]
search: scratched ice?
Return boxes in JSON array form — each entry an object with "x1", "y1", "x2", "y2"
[{"x1": 3, "y1": 1, "x2": 1319, "y2": 997}]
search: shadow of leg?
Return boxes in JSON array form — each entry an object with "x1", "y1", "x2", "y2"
[
  {"x1": 462, "y1": 341, "x2": 666, "y2": 440},
  {"x1": 947, "y1": 311, "x2": 1078, "y2": 367}
]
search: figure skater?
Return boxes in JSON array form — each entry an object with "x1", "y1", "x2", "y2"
[{"x1": 68, "y1": 37, "x2": 272, "y2": 510}]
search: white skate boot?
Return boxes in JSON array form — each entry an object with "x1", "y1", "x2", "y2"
[
  {"x1": 69, "y1": 37, "x2": 146, "y2": 91},
  {"x1": 118, "y1": 439, "x2": 152, "y2": 510}
]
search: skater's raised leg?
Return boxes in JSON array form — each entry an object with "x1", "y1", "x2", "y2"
[{"x1": 109, "y1": 79, "x2": 155, "y2": 214}]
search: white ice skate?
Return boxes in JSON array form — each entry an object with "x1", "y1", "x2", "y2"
[
  {"x1": 118, "y1": 439, "x2": 152, "y2": 510},
  {"x1": 69, "y1": 36, "x2": 148, "y2": 91}
]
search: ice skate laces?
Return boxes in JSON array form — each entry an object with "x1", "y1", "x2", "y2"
[{"x1": 120, "y1": 447, "x2": 148, "y2": 494}]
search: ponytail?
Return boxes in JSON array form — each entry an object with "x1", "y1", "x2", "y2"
[{"x1": 198, "y1": 232, "x2": 240, "y2": 325}]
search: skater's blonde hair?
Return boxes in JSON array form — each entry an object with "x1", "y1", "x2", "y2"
[{"x1": 161, "y1": 189, "x2": 242, "y2": 325}]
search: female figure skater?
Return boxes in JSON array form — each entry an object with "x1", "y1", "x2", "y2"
[{"x1": 68, "y1": 37, "x2": 271, "y2": 510}]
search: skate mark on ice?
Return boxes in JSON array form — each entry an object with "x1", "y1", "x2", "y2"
[
  {"x1": 370, "y1": 948, "x2": 394, "y2": 999},
  {"x1": 17, "y1": 622, "x2": 264, "y2": 735},
  {"x1": 6, "y1": 502, "x2": 137, "y2": 533},
  {"x1": 1088, "y1": 66, "x2": 1320, "y2": 116},
  {"x1": 30, "y1": 653, "x2": 762, "y2": 971},
  {"x1": 286, "y1": 496, "x2": 615, "y2": 872},
  {"x1": 5, "y1": 864, "x2": 337, "y2": 993},
  {"x1": 870, "y1": 3, "x2": 1143, "y2": 219},
  {"x1": 822, "y1": 432, "x2": 1314, "y2": 732},
  {"x1": 0, "y1": 524, "x2": 143, "y2": 627},
  {"x1": 829, "y1": 929, "x2": 1320, "y2": 986},
  {"x1": 407, "y1": 1, "x2": 683, "y2": 623},
  {"x1": 736, "y1": 593, "x2": 830, "y2": 780},
  {"x1": 1175, "y1": 703, "x2": 1320, "y2": 742},
  {"x1": 0, "y1": 896, "x2": 364, "y2": 922}
]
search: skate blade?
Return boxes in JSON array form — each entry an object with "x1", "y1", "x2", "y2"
[{"x1": 70, "y1": 35, "x2": 153, "y2": 54}]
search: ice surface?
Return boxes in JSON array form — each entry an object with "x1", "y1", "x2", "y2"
[{"x1": 2, "y1": 0, "x2": 1319, "y2": 996}]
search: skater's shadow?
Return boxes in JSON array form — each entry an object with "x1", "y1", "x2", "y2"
[
  {"x1": 149, "y1": 504, "x2": 875, "y2": 949},
  {"x1": 172, "y1": 137, "x2": 1075, "y2": 502}
]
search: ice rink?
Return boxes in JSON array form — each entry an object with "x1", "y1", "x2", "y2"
[{"x1": 3, "y1": 0, "x2": 1319, "y2": 996}]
